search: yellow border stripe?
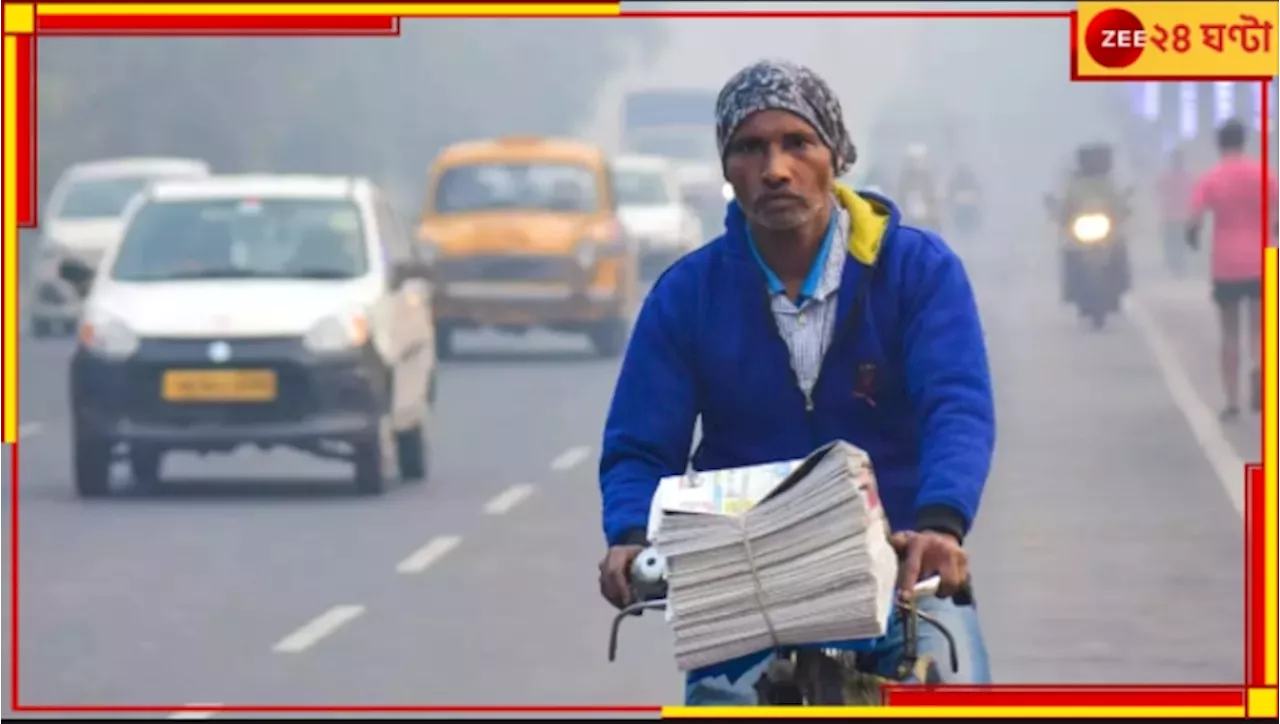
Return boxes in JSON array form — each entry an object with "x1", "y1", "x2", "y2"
[
  {"x1": 660, "y1": 706, "x2": 1244, "y2": 718},
  {"x1": 36, "y1": 3, "x2": 619, "y2": 17},
  {"x1": 1264, "y1": 245, "x2": 1277, "y2": 687},
  {"x1": 2, "y1": 36, "x2": 16, "y2": 445},
  {"x1": 1248, "y1": 687, "x2": 1278, "y2": 718}
]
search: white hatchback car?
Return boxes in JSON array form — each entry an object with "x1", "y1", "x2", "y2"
[
  {"x1": 612, "y1": 154, "x2": 704, "y2": 278},
  {"x1": 30, "y1": 157, "x2": 212, "y2": 337},
  {"x1": 71, "y1": 175, "x2": 438, "y2": 497}
]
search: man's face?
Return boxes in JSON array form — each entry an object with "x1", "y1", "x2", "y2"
[{"x1": 723, "y1": 109, "x2": 834, "y2": 233}]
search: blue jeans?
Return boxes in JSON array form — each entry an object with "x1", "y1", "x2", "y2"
[{"x1": 683, "y1": 596, "x2": 991, "y2": 706}]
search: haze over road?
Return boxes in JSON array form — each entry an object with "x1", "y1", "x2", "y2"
[{"x1": 5, "y1": 202, "x2": 1248, "y2": 716}]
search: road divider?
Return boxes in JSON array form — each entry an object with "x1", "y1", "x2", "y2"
[
  {"x1": 550, "y1": 445, "x2": 593, "y2": 472},
  {"x1": 272, "y1": 604, "x2": 365, "y2": 654},
  {"x1": 1125, "y1": 294, "x2": 1245, "y2": 515},
  {"x1": 395, "y1": 535, "x2": 461, "y2": 575},
  {"x1": 483, "y1": 484, "x2": 535, "y2": 515}
]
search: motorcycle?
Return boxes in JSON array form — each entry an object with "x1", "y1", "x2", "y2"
[
  {"x1": 1046, "y1": 193, "x2": 1130, "y2": 330},
  {"x1": 608, "y1": 546, "x2": 965, "y2": 706}
]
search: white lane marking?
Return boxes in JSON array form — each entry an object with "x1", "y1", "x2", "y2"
[
  {"x1": 18, "y1": 422, "x2": 42, "y2": 439},
  {"x1": 395, "y1": 535, "x2": 461, "y2": 575},
  {"x1": 168, "y1": 704, "x2": 222, "y2": 720},
  {"x1": 271, "y1": 605, "x2": 365, "y2": 654},
  {"x1": 550, "y1": 445, "x2": 593, "y2": 472},
  {"x1": 1125, "y1": 295, "x2": 1245, "y2": 516},
  {"x1": 483, "y1": 484, "x2": 535, "y2": 515}
]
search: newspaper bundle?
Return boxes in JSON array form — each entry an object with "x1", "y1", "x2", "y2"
[{"x1": 647, "y1": 441, "x2": 898, "y2": 672}]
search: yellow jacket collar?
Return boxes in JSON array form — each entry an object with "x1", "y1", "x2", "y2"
[{"x1": 834, "y1": 183, "x2": 889, "y2": 266}]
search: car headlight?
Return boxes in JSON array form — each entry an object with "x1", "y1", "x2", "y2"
[
  {"x1": 304, "y1": 312, "x2": 370, "y2": 354},
  {"x1": 722, "y1": 183, "x2": 734, "y2": 202},
  {"x1": 1071, "y1": 213, "x2": 1111, "y2": 244},
  {"x1": 78, "y1": 314, "x2": 139, "y2": 359}
]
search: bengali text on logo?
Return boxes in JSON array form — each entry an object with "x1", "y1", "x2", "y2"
[{"x1": 1075, "y1": 1, "x2": 1277, "y2": 78}]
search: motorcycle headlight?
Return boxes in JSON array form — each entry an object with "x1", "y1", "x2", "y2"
[
  {"x1": 1071, "y1": 213, "x2": 1111, "y2": 243},
  {"x1": 304, "y1": 312, "x2": 369, "y2": 354},
  {"x1": 721, "y1": 183, "x2": 734, "y2": 202},
  {"x1": 78, "y1": 314, "x2": 139, "y2": 360}
]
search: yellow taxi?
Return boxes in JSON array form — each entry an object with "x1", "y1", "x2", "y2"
[{"x1": 417, "y1": 136, "x2": 639, "y2": 358}]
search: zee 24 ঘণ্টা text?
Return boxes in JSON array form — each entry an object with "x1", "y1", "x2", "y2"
[{"x1": 1148, "y1": 13, "x2": 1273, "y2": 55}]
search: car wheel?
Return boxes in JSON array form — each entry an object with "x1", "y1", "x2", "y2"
[
  {"x1": 74, "y1": 434, "x2": 113, "y2": 498},
  {"x1": 353, "y1": 415, "x2": 394, "y2": 495},
  {"x1": 130, "y1": 447, "x2": 164, "y2": 487},
  {"x1": 396, "y1": 422, "x2": 428, "y2": 483},
  {"x1": 589, "y1": 319, "x2": 630, "y2": 358}
]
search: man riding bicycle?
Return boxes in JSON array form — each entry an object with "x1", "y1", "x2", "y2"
[{"x1": 597, "y1": 59, "x2": 996, "y2": 705}]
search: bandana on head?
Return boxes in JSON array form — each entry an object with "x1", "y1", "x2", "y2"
[{"x1": 714, "y1": 59, "x2": 856, "y2": 177}]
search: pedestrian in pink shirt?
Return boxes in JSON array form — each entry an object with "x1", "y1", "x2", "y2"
[
  {"x1": 1157, "y1": 148, "x2": 1194, "y2": 276},
  {"x1": 1187, "y1": 119, "x2": 1278, "y2": 420}
]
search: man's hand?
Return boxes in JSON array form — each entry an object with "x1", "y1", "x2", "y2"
[
  {"x1": 598, "y1": 544, "x2": 646, "y2": 610},
  {"x1": 890, "y1": 530, "x2": 968, "y2": 600}
]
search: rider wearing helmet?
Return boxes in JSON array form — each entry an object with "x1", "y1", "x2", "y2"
[
  {"x1": 1054, "y1": 142, "x2": 1131, "y2": 303},
  {"x1": 597, "y1": 59, "x2": 995, "y2": 706}
]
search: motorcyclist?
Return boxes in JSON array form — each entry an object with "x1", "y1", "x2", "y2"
[
  {"x1": 597, "y1": 59, "x2": 995, "y2": 706},
  {"x1": 1051, "y1": 143, "x2": 1131, "y2": 306},
  {"x1": 896, "y1": 144, "x2": 942, "y2": 228}
]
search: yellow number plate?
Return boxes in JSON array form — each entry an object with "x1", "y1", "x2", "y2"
[{"x1": 161, "y1": 369, "x2": 278, "y2": 403}]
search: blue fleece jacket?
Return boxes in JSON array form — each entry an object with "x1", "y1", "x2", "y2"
[{"x1": 599, "y1": 186, "x2": 996, "y2": 548}]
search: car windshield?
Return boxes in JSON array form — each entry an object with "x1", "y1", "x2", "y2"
[
  {"x1": 433, "y1": 163, "x2": 599, "y2": 214},
  {"x1": 56, "y1": 176, "x2": 153, "y2": 219},
  {"x1": 614, "y1": 169, "x2": 671, "y2": 206},
  {"x1": 110, "y1": 198, "x2": 368, "y2": 282}
]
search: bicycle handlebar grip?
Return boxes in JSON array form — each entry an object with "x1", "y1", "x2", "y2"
[
  {"x1": 630, "y1": 546, "x2": 668, "y2": 601},
  {"x1": 910, "y1": 574, "x2": 975, "y2": 606}
]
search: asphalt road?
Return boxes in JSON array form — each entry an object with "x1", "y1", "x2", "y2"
[{"x1": 3, "y1": 212, "x2": 1252, "y2": 717}]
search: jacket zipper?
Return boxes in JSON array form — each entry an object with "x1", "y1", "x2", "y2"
[{"x1": 763, "y1": 261, "x2": 875, "y2": 424}]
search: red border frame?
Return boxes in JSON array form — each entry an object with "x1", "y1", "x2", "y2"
[{"x1": 4, "y1": 4, "x2": 1273, "y2": 715}]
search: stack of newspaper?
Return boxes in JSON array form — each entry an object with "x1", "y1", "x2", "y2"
[{"x1": 647, "y1": 441, "x2": 898, "y2": 672}]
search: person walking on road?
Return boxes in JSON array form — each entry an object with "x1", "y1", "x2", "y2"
[{"x1": 1187, "y1": 118, "x2": 1278, "y2": 421}]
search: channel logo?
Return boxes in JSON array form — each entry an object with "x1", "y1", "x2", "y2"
[{"x1": 1083, "y1": 7, "x2": 1148, "y2": 68}]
